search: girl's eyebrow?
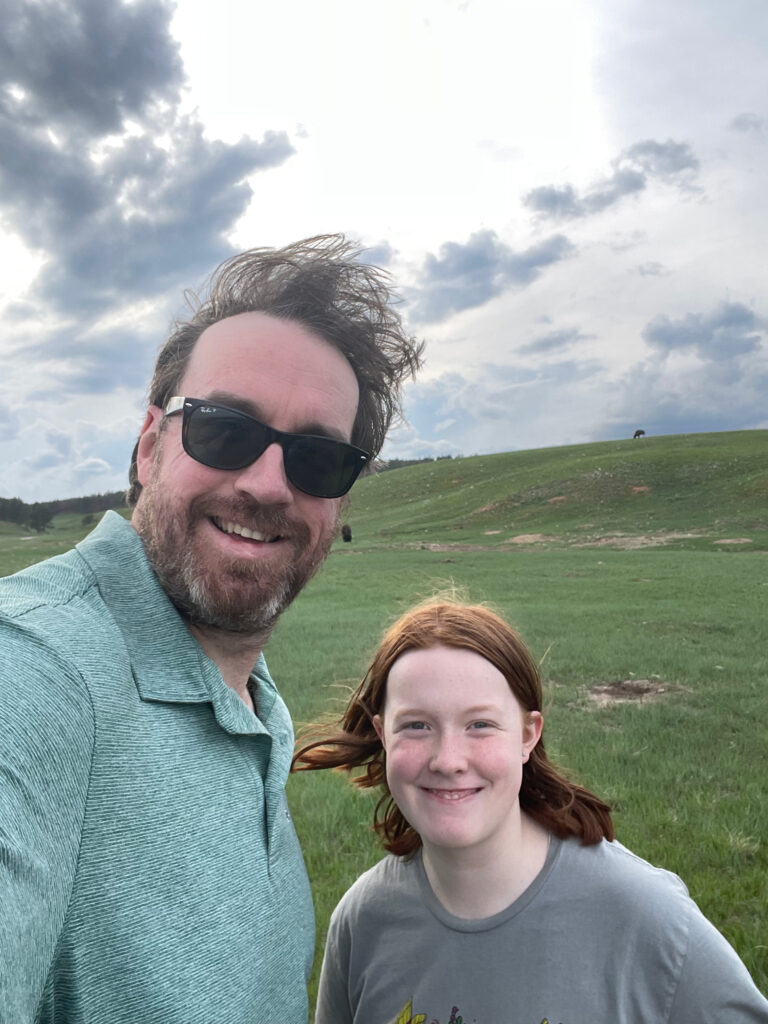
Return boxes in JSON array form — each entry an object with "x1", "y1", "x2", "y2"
[{"x1": 392, "y1": 703, "x2": 502, "y2": 718}]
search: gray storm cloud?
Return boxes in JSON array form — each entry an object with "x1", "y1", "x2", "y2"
[
  {"x1": 642, "y1": 303, "x2": 764, "y2": 362},
  {"x1": 0, "y1": 0, "x2": 295, "y2": 321},
  {"x1": 523, "y1": 138, "x2": 700, "y2": 220},
  {"x1": 407, "y1": 230, "x2": 575, "y2": 324}
]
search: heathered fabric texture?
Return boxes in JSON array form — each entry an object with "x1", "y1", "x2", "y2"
[
  {"x1": 316, "y1": 836, "x2": 768, "y2": 1024},
  {"x1": 0, "y1": 512, "x2": 314, "y2": 1024}
]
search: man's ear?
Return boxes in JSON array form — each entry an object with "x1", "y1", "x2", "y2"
[
  {"x1": 373, "y1": 714, "x2": 386, "y2": 749},
  {"x1": 135, "y1": 407, "x2": 164, "y2": 487}
]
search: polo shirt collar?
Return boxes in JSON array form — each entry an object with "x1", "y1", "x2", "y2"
[{"x1": 75, "y1": 512, "x2": 277, "y2": 731}]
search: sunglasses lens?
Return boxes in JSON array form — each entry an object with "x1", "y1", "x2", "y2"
[
  {"x1": 184, "y1": 407, "x2": 268, "y2": 471},
  {"x1": 181, "y1": 401, "x2": 367, "y2": 497},
  {"x1": 284, "y1": 436, "x2": 365, "y2": 498}
]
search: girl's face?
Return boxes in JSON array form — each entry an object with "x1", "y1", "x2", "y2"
[{"x1": 373, "y1": 644, "x2": 542, "y2": 861}]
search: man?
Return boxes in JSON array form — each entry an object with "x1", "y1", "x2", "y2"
[{"x1": 0, "y1": 236, "x2": 422, "y2": 1023}]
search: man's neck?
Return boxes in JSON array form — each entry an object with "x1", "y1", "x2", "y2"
[{"x1": 186, "y1": 623, "x2": 271, "y2": 712}]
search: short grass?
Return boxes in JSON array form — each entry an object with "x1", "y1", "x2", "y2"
[
  {"x1": 350, "y1": 428, "x2": 768, "y2": 551},
  {"x1": 0, "y1": 511, "x2": 131, "y2": 575},
  {"x1": 274, "y1": 544, "x2": 768, "y2": 1005},
  {"x1": 1, "y1": 430, "x2": 766, "y2": 1007}
]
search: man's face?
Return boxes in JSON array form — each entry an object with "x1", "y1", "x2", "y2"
[{"x1": 132, "y1": 312, "x2": 360, "y2": 635}]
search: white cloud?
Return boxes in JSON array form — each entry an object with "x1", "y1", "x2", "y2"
[{"x1": 1, "y1": 0, "x2": 767, "y2": 499}]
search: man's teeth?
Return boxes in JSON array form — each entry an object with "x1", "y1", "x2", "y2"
[{"x1": 214, "y1": 519, "x2": 278, "y2": 542}]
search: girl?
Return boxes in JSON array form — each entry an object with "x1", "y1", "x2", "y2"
[{"x1": 295, "y1": 599, "x2": 768, "y2": 1024}]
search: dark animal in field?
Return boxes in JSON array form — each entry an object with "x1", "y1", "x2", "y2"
[
  {"x1": 341, "y1": 524, "x2": 352, "y2": 543},
  {"x1": 633, "y1": 429, "x2": 646, "y2": 439}
]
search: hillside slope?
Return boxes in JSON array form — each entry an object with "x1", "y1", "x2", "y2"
[{"x1": 344, "y1": 430, "x2": 768, "y2": 551}]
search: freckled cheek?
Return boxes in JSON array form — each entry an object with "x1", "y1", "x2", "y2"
[
  {"x1": 480, "y1": 751, "x2": 523, "y2": 786},
  {"x1": 385, "y1": 746, "x2": 427, "y2": 790}
]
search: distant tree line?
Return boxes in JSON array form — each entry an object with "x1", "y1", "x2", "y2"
[
  {"x1": 379, "y1": 455, "x2": 456, "y2": 472},
  {"x1": 0, "y1": 491, "x2": 127, "y2": 533},
  {"x1": 1, "y1": 458, "x2": 458, "y2": 532}
]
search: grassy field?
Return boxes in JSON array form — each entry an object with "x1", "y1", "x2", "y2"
[
  {"x1": 276, "y1": 430, "x2": 768, "y2": 1004},
  {"x1": 2, "y1": 429, "x2": 766, "y2": 1004}
]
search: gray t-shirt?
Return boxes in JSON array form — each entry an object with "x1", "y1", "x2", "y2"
[{"x1": 316, "y1": 836, "x2": 768, "y2": 1024}]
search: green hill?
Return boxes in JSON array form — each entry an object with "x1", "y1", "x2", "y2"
[
  {"x1": 1, "y1": 429, "x2": 766, "y2": 994},
  {"x1": 345, "y1": 429, "x2": 768, "y2": 552},
  {"x1": 1, "y1": 430, "x2": 766, "y2": 563}
]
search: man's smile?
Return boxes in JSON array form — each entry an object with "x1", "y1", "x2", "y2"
[{"x1": 210, "y1": 516, "x2": 282, "y2": 542}]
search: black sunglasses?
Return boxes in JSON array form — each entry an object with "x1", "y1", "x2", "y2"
[{"x1": 164, "y1": 397, "x2": 371, "y2": 498}]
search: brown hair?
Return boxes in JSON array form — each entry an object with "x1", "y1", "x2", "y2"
[
  {"x1": 293, "y1": 599, "x2": 614, "y2": 856},
  {"x1": 127, "y1": 234, "x2": 423, "y2": 504}
]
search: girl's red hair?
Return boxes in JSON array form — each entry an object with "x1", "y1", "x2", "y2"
[{"x1": 293, "y1": 599, "x2": 613, "y2": 855}]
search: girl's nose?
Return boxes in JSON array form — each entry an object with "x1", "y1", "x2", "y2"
[{"x1": 428, "y1": 733, "x2": 468, "y2": 774}]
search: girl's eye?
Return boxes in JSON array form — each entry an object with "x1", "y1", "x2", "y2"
[
  {"x1": 403, "y1": 721, "x2": 428, "y2": 731},
  {"x1": 470, "y1": 721, "x2": 492, "y2": 730}
]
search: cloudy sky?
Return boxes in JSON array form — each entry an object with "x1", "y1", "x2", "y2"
[{"x1": 1, "y1": 0, "x2": 766, "y2": 501}]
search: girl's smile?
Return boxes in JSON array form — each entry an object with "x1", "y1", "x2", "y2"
[{"x1": 373, "y1": 644, "x2": 542, "y2": 862}]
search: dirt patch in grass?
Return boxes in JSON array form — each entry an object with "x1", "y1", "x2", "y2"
[
  {"x1": 378, "y1": 528, "x2": 748, "y2": 554},
  {"x1": 399, "y1": 535, "x2": 559, "y2": 552},
  {"x1": 587, "y1": 678, "x2": 668, "y2": 706},
  {"x1": 573, "y1": 530, "x2": 708, "y2": 549},
  {"x1": 508, "y1": 533, "x2": 554, "y2": 544},
  {"x1": 410, "y1": 542, "x2": 488, "y2": 551}
]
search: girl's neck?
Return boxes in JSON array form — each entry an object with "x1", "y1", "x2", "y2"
[{"x1": 421, "y1": 813, "x2": 551, "y2": 920}]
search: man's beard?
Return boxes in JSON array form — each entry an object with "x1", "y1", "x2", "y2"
[{"x1": 135, "y1": 482, "x2": 338, "y2": 637}]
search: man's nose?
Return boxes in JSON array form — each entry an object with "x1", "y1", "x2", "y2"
[{"x1": 232, "y1": 442, "x2": 294, "y2": 505}]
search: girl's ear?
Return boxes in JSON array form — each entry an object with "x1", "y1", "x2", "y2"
[
  {"x1": 373, "y1": 714, "x2": 386, "y2": 749},
  {"x1": 522, "y1": 710, "x2": 543, "y2": 760}
]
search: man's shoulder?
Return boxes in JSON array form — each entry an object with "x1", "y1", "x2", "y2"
[
  {"x1": 0, "y1": 543, "x2": 95, "y2": 620},
  {"x1": 0, "y1": 512, "x2": 138, "y2": 622},
  {"x1": 0, "y1": 544, "x2": 100, "y2": 705},
  {"x1": 0, "y1": 515, "x2": 139, "y2": 689},
  {"x1": 0, "y1": 550, "x2": 102, "y2": 752}
]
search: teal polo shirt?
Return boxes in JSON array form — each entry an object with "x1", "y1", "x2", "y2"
[{"x1": 0, "y1": 512, "x2": 314, "y2": 1023}]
